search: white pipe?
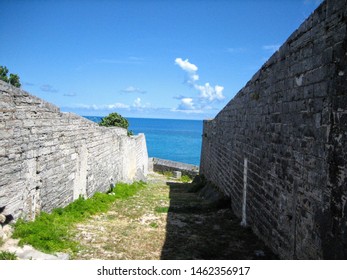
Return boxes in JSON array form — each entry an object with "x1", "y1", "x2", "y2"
[{"x1": 241, "y1": 157, "x2": 248, "y2": 227}]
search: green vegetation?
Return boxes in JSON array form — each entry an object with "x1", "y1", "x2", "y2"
[
  {"x1": 0, "y1": 237, "x2": 4, "y2": 247},
  {"x1": 99, "y1": 112, "x2": 133, "y2": 136},
  {"x1": 149, "y1": 222, "x2": 158, "y2": 228},
  {"x1": 180, "y1": 175, "x2": 191, "y2": 183},
  {"x1": 0, "y1": 251, "x2": 17, "y2": 260},
  {"x1": 0, "y1": 66, "x2": 21, "y2": 88},
  {"x1": 154, "y1": 206, "x2": 169, "y2": 213},
  {"x1": 162, "y1": 171, "x2": 173, "y2": 178},
  {"x1": 12, "y1": 181, "x2": 146, "y2": 254}
]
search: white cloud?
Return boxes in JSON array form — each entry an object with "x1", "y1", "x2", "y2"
[
  {"x1": 72, "y1": 103, "x2": 130, "y2": 110},
  {"x1": 175, "y1": 57, "x2": 225, "y2": 103},
  {"x1": 178, "y1": 98, "x2": 195, "y2": 110},
  {"x1": 175, "y1": 58, "x2": 200, "y2": 85},
  {"x1": 175, "y1": 58, "x2": 198, "y2": 73},
  {"x1": 133, "y1": 97, "x2": 142, "y2": 108},
  {"x1": 121, "y1": 86, "x2": 146, "y2": 94},
  {"x1": 171, "y1": 97, "x2": 204, "y2": 114},
  {"x1": 262, "y1": 44, "x2": 280, "y2": 52},
  {"x1": 107, "y1": 103, "x2": 130, "y2": 109},
  {"x1": 195, "y1": 83, "x2": 225, "y2": 102}
]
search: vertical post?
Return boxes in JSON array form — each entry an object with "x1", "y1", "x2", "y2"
[{"x1": 241, "y1": 158, "x2": 248, "y2": 227}]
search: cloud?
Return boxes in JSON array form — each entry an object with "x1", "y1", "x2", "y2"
[
  {"x1": 262, "y1": 44, "x2": 280, "y2": 52},
  {"x1": 63, "y1": 92, "x2": 77, "y2": 97},
  {"x1": 175, "y1": 58, "x2": 198, "y2": 72},
  {"x1": 195, "y1": 83, "x2": 225, "y2": 102},
  {"x1": 177, "y1": 98, "x2": 195, "y2": 110},
  {"x1": 132, "y1": 97, "x2": 150, "y2": 109},
  {"x1": 133, "y1": 97, "x2": 142, "y2": 108},
  {"x1": 121, "y1": 86, "x2": 146, "y2": 94},
  {"x1": 173, "y1": 94, "x2": 187, "y2": 100},
  {"x1": 175, "y1": 58, "x2": 199, "y2": 85},
  {"x1": 23, "y1": 82, "x2": 35, "y2": 86},
  {"x1": 71, "y1": 103, "x2": 130, "y2": 110},
  {"x1": 175, "y1": 57, "x2": 225, "y2": 103},
  {"x1": 40, "y1": 84, "x2": 58, "y2": 93},
  {"x1": 172, "y1": 97, "x2": 205, "y2": 114}
]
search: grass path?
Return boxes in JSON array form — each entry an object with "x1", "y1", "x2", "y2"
[{"x1": 71, "y1": 173, "x2": 277, "y2": 260}]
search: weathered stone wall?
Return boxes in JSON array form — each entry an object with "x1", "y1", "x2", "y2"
[
  {"x1": 200, "y1": 0, "x2": 347, "y2": 259},
  {"x1": 151, "y1": 157, "x2": 199, "y2": 177},
  {"x1": 0, "y1": 81, "x2": 148, "y2": 221}
]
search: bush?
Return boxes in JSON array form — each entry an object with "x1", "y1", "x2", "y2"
[
  {"x1": 99, "y1": 112, "x2": 133, "y2": 136},
  {"x1": 0, "y1": 66, "x2": 21, "y2": 88},
  {"x1": 100, "y1": 112, "x2": 128, "y2": 129},
  {"x1": 0, "y1": 251, "x2": 17, "y2": 260}
]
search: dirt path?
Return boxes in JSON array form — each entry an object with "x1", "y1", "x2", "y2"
[{"x1": 71, "y1": 173, "x2": 277, "y2": 260}]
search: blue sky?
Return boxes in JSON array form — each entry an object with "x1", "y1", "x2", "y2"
[{"x1": 0, "y1": 0, "x2": 322, "y2": 120}]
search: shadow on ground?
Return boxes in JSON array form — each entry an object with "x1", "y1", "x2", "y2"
[{"x1": 160, "y1": 181, "x2": 278, "y2": 260}]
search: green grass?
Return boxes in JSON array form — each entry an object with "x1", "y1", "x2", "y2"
[
  {"x1": 0, "y1": 251, "x2": 17, "y2": 260},
  {"x1": 149, "y1": 222, "x2": 158, "y2": 228},
  {"x1": 180, "y1": 175, "x2": 191, "y2": 183},
  {"x1": 154, "y1": 206, "x2": 169, "y2": 213},
  {"x1": 12, "y1": 181, "x2": 146, "y2": 254},
  {"x1": 0, "y1": 237, "x2": 4, "y2": 247},
  {"x1": 164, "y1": 171, "x2": 173, "y2": 178}
]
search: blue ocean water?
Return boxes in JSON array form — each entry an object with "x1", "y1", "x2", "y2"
[{"x1": 84, "y1": 116, "x2": 203, "y2": 166}]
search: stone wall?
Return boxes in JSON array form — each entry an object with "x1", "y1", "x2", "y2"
[
  {"x1": 151, "y1": 157, "x2": 199, "y2": 177},
  {"x1": 0, "y1": 80, "x2": 148, "y2": 221},
  {"x1": 200, "y1": 0, "x2": 347, "y2": 259}
]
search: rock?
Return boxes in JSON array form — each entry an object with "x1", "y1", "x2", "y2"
[
  {"x1": 0, "y1": 214, "x2": 6, "y2": 224},
  {"x1": 173, "y1": 171, "x2": 182, "y2": 179},
  {"x1": 1, "y1": 238, "x2": 69, "y2": 260},
  {"x1": 2, "y1": 225, "x2": 13, "y2": 240}
]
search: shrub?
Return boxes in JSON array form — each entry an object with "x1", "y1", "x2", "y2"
[
  {"x1": 0, "y1": 66, "x2": 21, "y2": 88},
  {"x1": 99, "y1": 112, "x2": 134, "y2": 136},
  {"x1": 0, "y1": 251, "x2": 17, "y2": 260}
]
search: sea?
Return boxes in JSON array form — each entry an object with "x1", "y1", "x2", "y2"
[{"x1": 84, "y1": 116, "x2": 203, "y2": 166}]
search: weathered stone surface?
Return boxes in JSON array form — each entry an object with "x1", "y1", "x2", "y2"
[
  {"x1": 152, "y1": 157, "x2": 199, "y2": 177},
  {"x1": 0, "y1": 80, "x2": 148, "y2": 221},
  {"x1": 200, "y1": 0, "x2": 347, "y2": 259}
]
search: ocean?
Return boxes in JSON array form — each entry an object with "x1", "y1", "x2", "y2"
[{"x1": 84, "y1": 116, "x2": 203, "y2": 166}]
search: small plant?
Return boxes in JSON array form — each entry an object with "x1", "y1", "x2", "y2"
[
  {"x1": 0, "y1": 251, "x2": 17, "y2": 260},
  {"x1": 180, "y1": 175, "x2": 191, "y2": 183},
  {"x1": 163, "y1": 171, "x2": 173, "y2": 178},
  {"x1": 149, "y1": 222, "x2": 158, "y2": 228},
  {"x1": 154, "y1": 206, "x2": 169, "y2": 213}
]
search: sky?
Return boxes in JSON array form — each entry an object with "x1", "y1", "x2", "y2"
[{"x1": 0, "y1": 0, "x2": 323, "y2": 120}]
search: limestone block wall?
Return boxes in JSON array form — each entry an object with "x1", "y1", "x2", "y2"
[
  {"x1": 0, "y1": 81, "x2": 148, "y2": 220},
  {"x1": 151, "y1": 157, "x2": 199, "y2": 177},
  {"x1": 200, "y1": 0, "x2": 347, "y2": 259}
]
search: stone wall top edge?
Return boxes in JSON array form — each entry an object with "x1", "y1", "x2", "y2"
[
  {"x1": 0, "y1": 80, "x2": 60, "y2": 113},
  {"x1": 152, "y1": 157, "x2": 199, "y2": 169},
  {"x1": 212, "y1": 0, "x2": 331, "y2": 122}
]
